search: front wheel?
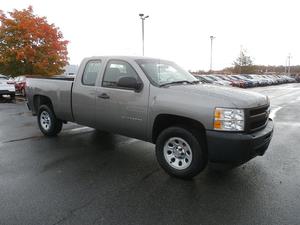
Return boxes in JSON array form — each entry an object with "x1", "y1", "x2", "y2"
[
  {"x1": 38, "y1": 105, "x2": 63, "y2": 136},
  {"x1": 155, "y1": 126, "x2": 207, "y2": 179}
]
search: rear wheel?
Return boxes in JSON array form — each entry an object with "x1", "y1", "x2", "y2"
[
  {"x1": 10, "y1": 94, "x2": 15, "y2": 100},
  {"x1": 21, "y1": 88, "x2": 26, "y2": 97},
  {"x1": 155, "y1": 126, "x2": 207, "y2": 179},
  {"x1": 38, "y1": 105, "x2": 62, "y2": 136}
]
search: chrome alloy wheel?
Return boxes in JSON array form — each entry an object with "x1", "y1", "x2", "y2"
[
  {"x1": 163, "y1": 137, "x2": 193, "y2": 170},
  {"x1": 40, "y1": 111, "x2": 51, "y2": 131}
]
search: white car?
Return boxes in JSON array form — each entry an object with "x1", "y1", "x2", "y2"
[{"x1": 0, "y1": 75, "x2": 15, "y2": 100}]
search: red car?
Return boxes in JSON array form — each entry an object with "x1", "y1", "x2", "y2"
[{"x1": 14, "y1": 76, "x2": 27, "y2": 96}]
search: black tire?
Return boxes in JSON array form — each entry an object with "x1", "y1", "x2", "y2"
[
  {"x1": 10, "y1": 94, "x2": 15, "y2": 100},
  {"x1": 155, "y1": 126, "x2": 207, "y2": 179},
  {"x1": 21, "y1": 88, "x2": 26, "y2": 97},
  {"x1": 37, "y1": 104, "x2": 63, "y2": 136}
]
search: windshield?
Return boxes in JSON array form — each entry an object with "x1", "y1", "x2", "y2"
[
  {"x1": 242, "y1": 75, "x2": 252, "y2": 79},
  {"x1": 209, "y1": 76, "x2": 220, "y2": 81},
  {"x1": 206, "y1": 76, "x2": 218, "y2": 81},
  {"x1": 232, "y1": 75, "x2": 242, "y2": 80},
  {"x1": 217, "y1": 76, "x2": 227, "y2": 80},
  {"x1": 229, "y1": 76, "x2": 239, "y2": 81},
  {"x1": 136, "y1": 59, "x2": 198, "y2": 86},
  {"x1": 221, "y1": 76, "x2": 232, "y2": 81}
]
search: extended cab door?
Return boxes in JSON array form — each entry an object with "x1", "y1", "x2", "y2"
[
  {"x1": 72, "y1": 60, "x2": 103, "y2": 127},
  {"x1": 95, "y1": 59, "x2": 149, "y2": 140}
]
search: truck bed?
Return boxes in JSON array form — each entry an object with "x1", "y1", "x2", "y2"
[{"x1": 26, "y1": 77, "x2": 74, "y2": 122}]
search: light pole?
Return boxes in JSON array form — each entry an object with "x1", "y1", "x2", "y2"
[
  {"x1": 139, "y1": 13, "x2": 149, "y2": 56},
  {"x1": 287, "y1": 53, "x2": 292, "y2": 75},
  {"x1": 210, "y1": 36, "x2": 215, "y2": 72},
  {"x1": 285, "y1": 57, "x2": 288, "y2": 74}
]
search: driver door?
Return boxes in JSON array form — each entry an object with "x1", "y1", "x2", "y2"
[{"x1": 95, "y1": 60, "x2": 149, "y2": 140}]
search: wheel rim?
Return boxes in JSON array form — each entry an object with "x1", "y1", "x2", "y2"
[
  {"x1": 163, "y1": 137, "x2": 193, "y2": 170},
  {"x1": 40, "y1": 111, "x2": 51, "y2": 131}
]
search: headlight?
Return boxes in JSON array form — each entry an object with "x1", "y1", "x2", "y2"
[{"x1": 214, "y1": 108, "x2": 245, "y2": 131}]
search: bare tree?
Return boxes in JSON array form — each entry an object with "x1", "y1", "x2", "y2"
[{"x1": 232, "y1": 49, "x2": 255, "y2": 74}]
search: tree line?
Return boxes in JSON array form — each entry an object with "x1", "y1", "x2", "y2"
[{"x1": 193, "y1": 50, "x2": 300, "y2": 75}]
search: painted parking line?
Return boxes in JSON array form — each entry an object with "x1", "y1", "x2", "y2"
[
  {"x1": 275, "y1": 121, "x2": 300, "y2": 127},
  {"x1": 1, "y1": 127, "x2": 93, "y2": 144},
  {"x1": 65, "y1": 126, "x2": 93, "y2": 133}
]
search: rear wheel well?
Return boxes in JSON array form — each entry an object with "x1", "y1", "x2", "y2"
[
  {"x1": 33, "y1": 95, "x2": 53, "y2": 114},
  {"x1": 152, "y1": 114, "x2": 206, "y2": 144}
]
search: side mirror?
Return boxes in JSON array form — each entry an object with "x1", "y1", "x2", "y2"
[{"x1": 117, "y1": 76, "x2": 143, "y2": 91}]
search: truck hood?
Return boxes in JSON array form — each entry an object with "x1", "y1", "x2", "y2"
[{"x1": 164, "y1": 84, "x2": 268, "y2": 108}]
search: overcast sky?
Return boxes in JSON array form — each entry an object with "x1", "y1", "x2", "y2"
[{"x1": 1, "y1": 0, "x2": 299, "y2": 71}]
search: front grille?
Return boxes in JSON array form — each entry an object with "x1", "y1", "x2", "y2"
[{"x1": 245, "y1": 104, "x2": 270, "y2": 133}]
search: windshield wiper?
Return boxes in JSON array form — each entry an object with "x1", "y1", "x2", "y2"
[{"x1": 159, "y1": 80, "x2": 199, "y2": 87}]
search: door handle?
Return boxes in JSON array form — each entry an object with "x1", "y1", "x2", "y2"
[{"x1": 98, "y1": 93, "x2": 110, "y2": 99}]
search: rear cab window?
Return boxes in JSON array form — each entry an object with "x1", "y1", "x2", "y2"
[{"x1": 82, "y1": 60, "x2": 102, "y2": 86}]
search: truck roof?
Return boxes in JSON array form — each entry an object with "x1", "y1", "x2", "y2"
[{"x1": 83, "y1": 56, "x2": 168, "y2": 61}]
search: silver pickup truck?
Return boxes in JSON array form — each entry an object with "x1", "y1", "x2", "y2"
[{"x1": 26, "y1": 56, "x2": 274, "y2": 179}]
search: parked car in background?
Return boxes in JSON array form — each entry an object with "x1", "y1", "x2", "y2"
[
  {"x1": 14, "y1": 76, "x2": 27, "y2": 96},
  {"x1": 228, "y1": 75, "x2": 247, "y2": 88},
  {"x1": 264, "y1": 75, "x2": 278, "y2": 85},
  {"x1": 234, "y1": 75, "x2": 256, "y2": 88},
  {"x1": 220, "y1": 75, "x2": 241, "y2": 87},
  {"x1": 190, "y1": 74, "x2": 295, "y2": 88},
  {"x1": 243, "y1": 75, "x2": 261, "y2": 86},
  {"x1": 0, "y1": 75, "x2": 15, "y2": 100},
  {"x1": 194, "y1": 75, "x2": 214, "y2": 84},
  {"x1": 210, "y1": 75, "x2": 232, "y2": 86},
  {"x1": 239, "y1": 74, "x2": 259, "y2": 87},
  {"x1": 261, "y1": 75, "x2": 274, "y2": 85},
  {"x1": 201, "y1": 75, "x2": 221, "y2": 85},
  {"x1": 215, "y1": 75, "x2": 233, "y2": 86},
  {"x1": 203, "y1": 75, "x2": 229, "y2": 86},
  {"x1": 281, "y1": 75, "x2": 296, "y2": 83},
  {"x1": 251, "y1": 75, "x2": 269, "y2": 86},
  {"x1": 276, "y1": 75, "x2": 286, "y2": 84}
]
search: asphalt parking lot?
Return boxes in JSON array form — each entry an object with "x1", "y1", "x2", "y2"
[{"x1": 1, "y1": 84, "x2": 300, "y2": 225}]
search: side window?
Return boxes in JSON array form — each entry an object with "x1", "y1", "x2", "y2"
[
  {"x1": 102, "y1": 60, "x2": 138, "y2": 88},
  {"x1": 82, "y1": 60, "x2": 102, "y2": 86}
]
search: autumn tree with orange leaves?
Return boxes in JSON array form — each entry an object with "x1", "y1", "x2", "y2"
[{"x1": 0, "y1": 6, "x2": 69, "y2": 76}]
